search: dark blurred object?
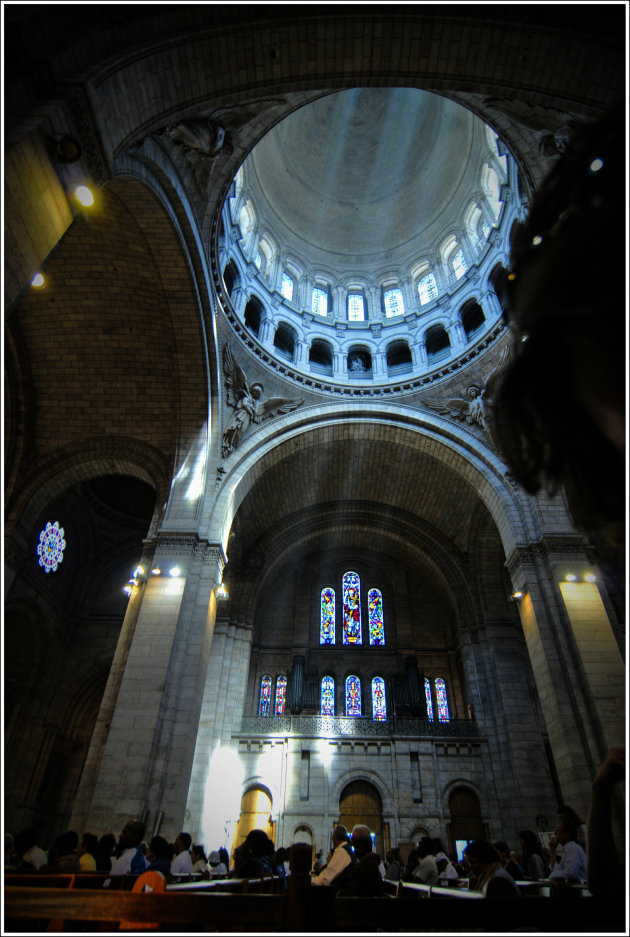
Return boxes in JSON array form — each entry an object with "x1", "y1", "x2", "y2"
[{"x1": 492, "y1": 104, "x2": 625, "y2": 551}]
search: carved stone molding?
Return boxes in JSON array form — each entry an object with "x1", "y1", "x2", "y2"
[
  {"x1": 505, "y1": 536, "x2": 589, "y2": 578},
  {"x1": 154, "y1": 535, "x2": 226, "y2": 577}
]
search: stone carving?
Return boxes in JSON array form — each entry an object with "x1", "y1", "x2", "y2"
[
  {"x1": 424, "y1": 347, "x2": 509, "y2": 449},
  {"x1": 222, "y1": 344, "x2": 304, "y2": 457}
]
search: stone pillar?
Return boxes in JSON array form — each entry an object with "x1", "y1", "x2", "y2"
[
  {"x1": 506, "y1": 538, "x2": 623, "y2": 820},
  {"x1": 186, "y1": 617, "x2": 255, "y2": 849},
  {"x1": 79, "y1": 536, "x2": 225, "y2": 839},
  {"x1": 414, "y1": 340, "x2": 428, "y2": 368}
]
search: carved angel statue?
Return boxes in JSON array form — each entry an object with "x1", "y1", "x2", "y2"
[
  {"x1": 160, "y1": 98, "x2": 286, "y2": 166},
  {"x1": 221, "y1": 344, "x2": 304, "y2": 457},
  {"x1": 424, "y1": 347, "x2": 510, "y2": 450}
]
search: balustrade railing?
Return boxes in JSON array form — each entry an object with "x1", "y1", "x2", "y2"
[{"x1": 237, "y1": 715, "x2": 480, "y2": 738}]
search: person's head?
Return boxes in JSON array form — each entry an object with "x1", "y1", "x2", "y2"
[
  {"x1": 80, "y1": 832, "x2": 98, "y2": 856},
  {"x1": 463, "y1": 840, "x2": 501, "y2": 876},
  {"x1": 333, "y1": 825, "x2": 348, "y2": 847},
  {"x1": 417, "y1": 836, "x2": 435, "y2": 859},
  {"x1": 192, "y1": 844, "x2": 207, "y2": 864},
  {"x1": 147, "y1": 835, "x2": 170, "y2": 862},
  {"x1": 244, "y1": 829, "x2": 274, "y2": 857},
  {"x1": 518, "y1": 829, "x2": 543, "y2": 857},
  {"x1": 554, "y1": 820, "x2": 576, "y2": 846},
  {"x1": 98, "y1": 833, "x2": 116, "y2": 855},
  {"x1": 57, "y1": 830, "x2": 79, "y2": 855},
  {"x1": 350, "y1": 825, "x2": 373, "y2": 858},
  {"x1": 434, "y1": 851, "x2": 449, "y2": 872},
  {"x1": 492, "y1": 104, "x2": 625, "y2": 548},
  {"x1": 119, "y1": 820, "x2": 145, "y2": 849},
  {"x1": 208, "y1": 850, "x2": 221, "y2": 866},
  {"x1": 219, "y1": 847, "x2": 229, "y2": 868},
  {"x1": 492, "y1": 840, "x2": 510, "y2": 864},
  {"x1": 175, "y1": 832, "x2": 192, "y2": 854}
]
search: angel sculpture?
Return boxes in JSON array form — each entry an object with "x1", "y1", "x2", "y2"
[
  {"x1": 221, "y1": 344, "x2": 304, "y2": 457},
  {"x1": 423, "y1": 347, "x2": 509, "y2": 450}
]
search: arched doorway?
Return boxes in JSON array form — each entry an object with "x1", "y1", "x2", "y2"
[
  {"x1": 339, "y1": 780, "x2": 385, "y2": 858},
  {"x1": 233, "y1": 786, "x2": 275, "y2": 856},
  {"x1": 447, "y1": 787, "x2": 488, "y2": 861}
]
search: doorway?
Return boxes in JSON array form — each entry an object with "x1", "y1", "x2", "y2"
[
  {"x1": 233, "y1": 786, "x2": 275, "y2": 857},
  {"x1": 447, "y1": 786, "x2": 487, "y2": 859},
  {"x1": 339, "y1": 780, "x2": 384, "y2": 858}
]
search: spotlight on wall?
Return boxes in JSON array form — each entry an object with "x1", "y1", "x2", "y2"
[
  {"x1": 133, "y1": 565, "x2": 145, "y2": 578},
  {"x1": 565, "y1": 573, "x2": 577, "y2": 582},
  {"x1": 151, "y1": 566, "x2": 161, "y2": 576},
  {"x1": 123, "y1": 584, "x2": 133, "y2": 596},
  {"x1": 584, "y1": 573, "x2": 597, "y2": 583},
  {"x1": 508, "y1": 591, "x2": 524, "y2": 603},
  {"x1": 31, "y1": 272, "x2": 46, "y2": 288},
  {"x1": 216, "y1": 583, "x2": 229, "y2": 600},
  {"x1": 74, "y1": 184, "x2": 94, "y2": 207},
  {"x1": 169, "y1": 566, "x2": 181, "y2": 577}
]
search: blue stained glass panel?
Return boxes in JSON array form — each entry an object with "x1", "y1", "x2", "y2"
[
  {"x1": 435, "y1": 678, "x2": 450, "y2": 722},
  {"x1": 320, "y1": 588, "x2": 336, "y2": 644},
  {"x1": 312, "y1": 287, "x2": 328, "y2": 316},
  {"x1": 372, "y1": 676, "x2": 387, "y2": 721},
  {"x1": 368, "y1": 588, "x2": 385, "y2": 645},
  {"x1": 275, "y1": 675, "x2": 287, "y2": 716},
  {"x1": 453, "y1": 248, "x2": 467, "y2": 280},
  {"x1": 259, "y1": 675, "x2": 272, "y2": 716},
  {"x1": 345, "y1": 675, "x2": 362, "y2": 716},
  {"x1": 281, "y1": 272, "x2": 294, "y2": 301},
  {"x1": 424, "y1": 677, "x2": 434, "y2": 722},
  {"x1": 384, "y1": 288, "x2": 404, "y2": 318},
  {"x1": 343, "y1": 571, "x2": 362, "y2": 645},
  {"x1": 418, "y1": 273, "x2": 438, "y2": 305},
  {"x1": 321, "y1": 676, "x2": 335, "y2": 716}
]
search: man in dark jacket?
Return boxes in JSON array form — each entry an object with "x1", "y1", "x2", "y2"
[{"x1": 334, "y1": 825, "x2": 383, "y2": 897}]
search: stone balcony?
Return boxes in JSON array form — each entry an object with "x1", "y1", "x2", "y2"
[{"x1": 236, "y1": 715, "x2": 482, "y2": 739}]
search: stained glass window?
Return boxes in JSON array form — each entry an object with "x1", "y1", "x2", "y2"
[
  {"x1": 274, "y1": 675, "x2": 287, "y2": 716},
  {"x1": 435, "y1": 678, "x2": 450, "y2": 722},
  {"x1": 345, "y1": 675, "x2": 361, "y2": 716},
  {"x1": 321, "y1": 676, "x2": 335, "y2": 716},
  {"x1": 312, "y1": 286, "x2": 328, "y2": 316},
  {"x1": 372, "y1": 676, "x2": 387, "y2": 721},
  {"x1": 453, "y1": 249, "x2": 467, "y2": 280},
  {"x1": 254, "y1": 251, "x2": 262, "y2": 270},
  {"x1": 281, "y1": 272, "x2": 294, "y2": 302},
  {"x1": 37, "y1": 520, "x2": 66, "y2": 573},
  {"x1": 342, "y1": 571, "x2": 362, "y2": 645},
  {"x1": 320, "y1": 587, "x2": 336, "y2": 644},
  {"x1": 347, "y1": 293, "x2": 365, "y2": 321},
  {"x1": 368, "y1": 588, "x2": 385, "y2": 645},
  {"x1": 384, "y1": 288, "x2": 404, "y2": 318},
  {"x1": 418, "y1": 273, "x2": 438, "y2": 305},
  {"x1": 259, "y1": 675, "x2": 272, "y2": 716},
  {"x1": 424, "y1": 677, "x2": 434, "y2": 722}
]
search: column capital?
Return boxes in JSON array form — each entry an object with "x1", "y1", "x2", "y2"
[{"x1": 153, "y1": 536, "x2": 227, "y2": 584}]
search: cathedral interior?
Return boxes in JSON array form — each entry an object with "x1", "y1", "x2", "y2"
[{"x1": 3, "y1": 4, "x2": 626, "y2": 869}]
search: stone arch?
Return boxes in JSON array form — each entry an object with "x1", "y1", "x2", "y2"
[{"x1": 331, "y1": 769, "x2": 393, "y2": 819}]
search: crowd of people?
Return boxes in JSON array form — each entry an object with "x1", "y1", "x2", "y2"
[{"x1": 3, "y1": 748, "x2": 624, "y2": 902}]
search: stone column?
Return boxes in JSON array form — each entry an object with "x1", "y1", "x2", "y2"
[
  {"x1": 79, "y1": 536, "x2": 225, "y2": 839},
  {"x1": 506, "y1": 538, "x2": 624, "y2": 820}
]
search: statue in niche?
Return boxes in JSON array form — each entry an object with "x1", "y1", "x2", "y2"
[
  {"x1": 349, "y1": 354, "x2": 367, "y2": 372},
  {"x1": 221, "y1": 344, "x2": 304, "y2": 457},
  {"x1": 424, "y1": 347, "x2": 509, "y2": 450}
]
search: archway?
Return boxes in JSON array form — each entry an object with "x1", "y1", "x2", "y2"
[
  {"x1": 233, "y1": 786, "x2": 274, "y2": 856},
  {"x1": 339, "y1": 780, "x2": 384, "y2": 858},
  {"x1": 447, "y1": 786, "x2": 488, "y2": 861}
]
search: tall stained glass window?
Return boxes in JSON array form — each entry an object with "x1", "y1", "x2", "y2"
[
  {"x1": 424, "y1": 677, "x2": 434, "y2": 722},
  {"x1": 435, "y1": 678, "x2": 450, "y2": 722},
  {"x1": 281, "y1": 272, "x2": 294, "y2": 301},
  {"x1": 418, "y1": 273, "x2": 438, "y2": 305},
  {"x1": 343, "y1": 571, "x2": 362, "y2": 645},
  {"x1": 320, "y1": 587, "x2": 336, "y2": 644},
  {"x1": 274, "y1": 675, "x2": 287, "y2": 716},
  {"x1": 321, "y1": 676, "x2": 335, "y2": 716},
  {"x1": 368, "y1": 588, "x2": 385, "y2": 645},
  {"x1": 345, "y1": 675, "x2": 362, "y2": 716},
  {"x1": 259, "y1": 675, "x2": 272, "y2": 716},
  {"x1": 347, "y1": 293, "x2": 365, "y2": 321},
  {"x1": 372, "y1": 676, "x2": 387, "y2": 721},
  {"x1": 453, "y1": 248, "x2": 467, "y2": 280},
  {"x1": 312, "y1": 286, "x2": 328, "y2": 316},
  {"x1": 384, "y1": 288, "x2": 404, "y2": 318}
]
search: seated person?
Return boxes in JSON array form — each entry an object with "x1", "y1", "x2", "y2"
[
  {"x1": 435, "y1": 851, "x2": 458, "y2": 884},
  {"x1": 110, "y1": 820, "x2": 149, "y2": 875},
  {"x1": 334, "y1": 826, "x2": 383, "y2": 897},
  {"x1": 412, "y1": 836, "x2": 438, "y2": 885},
  {"x1": 170, "y1": 832, "x2": 194, "y2": 875},
  {"x1": 548, "y1": 821, "x2": 587, "y2": 883},
  {"x1": 464, "y1": 840, "x2": 521, "y2": 898},
  {"x1": 312, "y1": 825, "x2": 354, "y2": 887}
]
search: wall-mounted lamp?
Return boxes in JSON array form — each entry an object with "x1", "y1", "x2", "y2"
[
  {"x1": 123, "y1": 584, "x2": 133, "y2": 596},
  {"x1": 216, "y1": 583, "x2": 229, "y2": 600},
  {"x1": 53, "y1": 135, "x2": 83, "y2": 164},
  {"x1": 74, "y1": 184, "x2": 94, "y2": 207},
  {"x1": 584, "y1": 573, "x2": 597, "y2": 583},
  {"x1": 565, "y1": 573, "x2": 577, "y2": 582},
  {"x1": 508, "y1": 591, "x2": 524, "y2": 603},
  {"x1": 31, "y1": 272, "x2": 46, "y2": 289},
  {"x1": 151, "y1": 566, "x2": 161, "y2": 576},
  {"x1": 169, "y1": 566, "x2": 181, "y2": 577}
]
